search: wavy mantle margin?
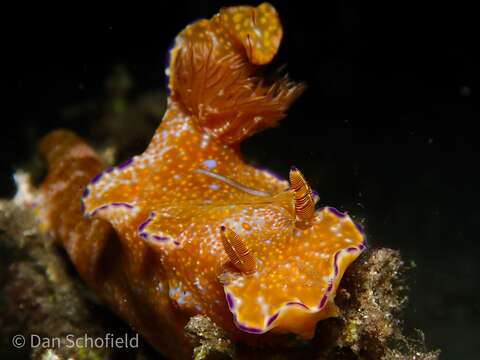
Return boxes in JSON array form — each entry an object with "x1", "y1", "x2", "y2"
[
  {"x1": 81, "y1": 157, "x2": 136, "y2": 217},
  {"x1": 224, "y1": 206, "x2": 367, "y2": 334}
]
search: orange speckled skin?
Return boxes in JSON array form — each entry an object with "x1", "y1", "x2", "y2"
[{"x1": 38, "y1": 4, "x2": 365, "y2": 359}]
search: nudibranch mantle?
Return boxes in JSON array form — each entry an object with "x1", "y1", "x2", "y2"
[{"x1": 39, "y1": 2, "x2": 365, "y2": 352}]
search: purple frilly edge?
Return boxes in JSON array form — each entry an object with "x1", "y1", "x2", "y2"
[
  {"x1": 88, "y1": 202, "x2": 135, "y2": 217},
  {"x1": 80, "y1": 157, "x2": 136, "y2": 218},
  {"x1": 224, "y1": 206, "x2": 367, "y2": 334},
  {"x1": 138, "y1": 211, "x2": 166, "y2": 241},
  {"x1": 137, "y1": 211, "x2": 180, "y2": 246}
]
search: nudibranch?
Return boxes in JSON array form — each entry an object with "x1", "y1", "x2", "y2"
[{"x1": 37, "y1": 3, "x2": 365, "y2": 359}]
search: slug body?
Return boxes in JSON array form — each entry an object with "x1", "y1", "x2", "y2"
[{"x1": 37, "y1": 3, "x2": 366, "y2": 359}]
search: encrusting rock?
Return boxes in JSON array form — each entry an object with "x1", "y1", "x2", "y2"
[
  {"x1": 0, "y1": 200, "x2": 113, "y2": 360},
  {"x1": 185, "y1": 315, "x2": 235, "y2": 360}
]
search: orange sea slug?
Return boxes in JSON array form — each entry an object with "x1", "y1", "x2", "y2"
[{"x1": 37, "y1": 3, "x2": 366, "y2": 359}]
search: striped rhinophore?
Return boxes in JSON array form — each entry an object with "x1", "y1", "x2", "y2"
[
  {"x1": 220, "y1": 226, "x2": 256, "y2": 274},
  {"x1": 289, "y1": 166, "x2": 315, "y2": 228}
]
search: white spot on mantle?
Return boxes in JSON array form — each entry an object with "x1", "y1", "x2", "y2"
[{"x1": 203, "y1": 159, "x2": 217, "y2": 169}]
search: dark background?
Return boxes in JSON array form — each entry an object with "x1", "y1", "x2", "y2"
[{"x1": 5, "y1": 1, "x2": 479, "y2": 358}]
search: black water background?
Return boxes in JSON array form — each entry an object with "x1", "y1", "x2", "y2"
[{"x1": 4, "y1": 1, "x2": 479, "y2": 358}]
